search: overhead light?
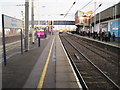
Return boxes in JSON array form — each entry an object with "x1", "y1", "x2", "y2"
[
  {"x1": 99, "y1": 3, "x2": 102, "y2": 7},
  {"x1": 60, "y1": 14, "x2": 65, "y2": 16},
  {"x1": 42, "y1": 6, "x2": 46, "y2": 8},
  {"x1": 73, "y1": 2, "x2": 76, "y2": 5}
]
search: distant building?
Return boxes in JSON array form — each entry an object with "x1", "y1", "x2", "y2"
[
  {"x1": 90, "y1": 2, "x2": 120, "y2": 37},
  {"x1": 75, "y1": 10, "x2": 93, "y2": 34}
]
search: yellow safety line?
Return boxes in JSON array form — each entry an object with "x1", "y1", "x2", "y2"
[
  {"x1": 35, "y1": 39, "x2": 46, "y2": 40},
  {"x1": 37, "y1": 37, "x2": 55, "y2": 89},
  {"x1": 40, "y1": 39, "x2": 45, "y2": 40}
]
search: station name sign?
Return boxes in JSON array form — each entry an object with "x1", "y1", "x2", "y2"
[{"x1": 3, "y1": 14, "x2": 22, "y2": 29}]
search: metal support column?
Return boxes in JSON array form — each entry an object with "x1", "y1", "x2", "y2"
[
  {"x1": 31, "y1": 0, "x2": 35, "y2": 44},
  {"x1": 25, "y1": 0, "x2": 29, "y2": 52},
  {"x1": 94, "y1": 2, "x2": 96, "y2": 32},
  {"x1": 2, "y1": 14, "x2": 7, "y2": 66},
  {"x1": 21, "y1": 29, "x2": 23, "y2": 54}
]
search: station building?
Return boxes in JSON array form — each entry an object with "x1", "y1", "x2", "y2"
[
  {"x1": 90, "y1": 2, "x2": 120, "y2": 37},
  {"x1": 75, "y1": 10, "x2": 92, "y2": 34},
  {"x1": 75, "y1": 2, "x2": 120, "y2": 38}
]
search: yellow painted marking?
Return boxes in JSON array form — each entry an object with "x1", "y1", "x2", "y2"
[
  {"x1": 37, "y1": 37, "x2": 55, "y2": 89},
  {"x1": 40, "y1": 39, "x2": 45, "y2": 40},
  {"x1": 35, "y1": 38, "x2": 47, "y2": 40}
]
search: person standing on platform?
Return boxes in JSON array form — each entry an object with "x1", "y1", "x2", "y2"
[
  {"x1": 108, "y1": 31, "x2": 111, "y2": 42},
  {"x1": 105, "y1": 31, "x2": 109, "y2": 42},
  {"x1": 88, "y1": 31, "x2": 90, "y2": 38},
  {"x1": 93, "y1": 31, "x2": 96, "y2": 39},
  {"x1": 98, "y1": 32, "x2": 101, "y2": 40},
  {"x1": 102, "y1": 31, "x2": 105, "y2": 41},
  {"x1": 112, "y1": 32, "x2": 115, "y2": 41}
]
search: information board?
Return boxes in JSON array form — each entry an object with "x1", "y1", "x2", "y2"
[
  {"x1": 2, "y1": 14, "x2": 23, "y2": 66},
  {"x1": 4, "y1": 15, "x2": 22, "y2": 29}
]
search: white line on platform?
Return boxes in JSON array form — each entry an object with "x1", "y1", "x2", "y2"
[{"x1": 59, "y1": 36, "x2": 82, "y2": 89}]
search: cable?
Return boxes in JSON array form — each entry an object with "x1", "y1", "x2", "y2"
[
  {"x1": 64, "y1": 0, "x2": 76, "y2": 17},
  {"x1": 80, "y1": 0, "x2": 93, "y2": 11},
  {"x1": 94, "y1": 3, "x2": 102, "y2": 13},
  {"x1": 37, "y1": 0, "x2": 40, "y2": 25},
  {"x1": 64, "y1": 0, "x2": 93, "y2": 17}
]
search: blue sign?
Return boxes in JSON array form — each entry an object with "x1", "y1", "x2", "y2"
[
  {"x1": 110, "y1": 20, "x2": 120, "y2": 37},
  {"x1": 36, "y1": 29, "x2": 46, "y2": 39}
]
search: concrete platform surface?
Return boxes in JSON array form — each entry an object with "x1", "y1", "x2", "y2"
[
  {"x1": 2, "y1": 35, "x2": 52, "y2": 88},
  {"x1": 2, "y1": 34, "x2": 82, "y2": 89},
  {"x1": 55, "y1": 35, "x2": 81, "y2": 88}
]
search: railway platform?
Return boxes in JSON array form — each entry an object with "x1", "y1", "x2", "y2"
[
  {"x1": 60, "y1": 33, "x2": 120, "y2": 90},
  {"x1": 55, "y1": 35, "x2": 81, "y2": 88},
  {"x1": 2, "y1": 33, "x2": 81, "y2": 89},
  {"x1": 68, "y1": 32, "x2": 120, "y2": 54}
]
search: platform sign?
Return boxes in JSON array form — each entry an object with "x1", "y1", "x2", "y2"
[
  {"x1": 4, "y1": 15, "x2": 22, "y2": 29},
  {"x1": 2, "y1": 14, "x2": 23, "y2": 66}
]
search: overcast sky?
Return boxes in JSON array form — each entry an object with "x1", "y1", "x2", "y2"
[{"x1": 0, "y1": 0, "x2": 119, "y2": 21}]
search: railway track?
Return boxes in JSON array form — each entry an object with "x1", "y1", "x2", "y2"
[
  {"x1": 65, "y1": 34, "x2": 120, "y2": 86},
  {"x1": 68, "y1": 34, "x2": 119, "y2": 65},
  {"x1": 60, "y1": 33, "x2": 120, "y2": 90}
]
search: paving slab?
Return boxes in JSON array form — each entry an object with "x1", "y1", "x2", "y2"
[{"x1": 55, "y1": 35, "x2": 80, "y2": 88}]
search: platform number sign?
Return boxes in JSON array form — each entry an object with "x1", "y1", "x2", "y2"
[{"x1": 2, "y1": 14, "x2": 23, "y2": 66}]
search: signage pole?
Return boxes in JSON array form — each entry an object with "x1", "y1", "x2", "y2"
[
  {"x1": 51, "y1": 20, "x2": 52, "y2": 35},
  {"x1": 2, "y1": 14, "x2": 7, "y2": 66},
  {"x1": 94, "y1": 2, "x2": 96, "y2": 32},
  {"x1": 31, "y1": 0, "x2": 35, "y2": 44},
  {"x1": 21, "y1": 29, "x2": 23, "y2": 54},
  {"x1": 25, "y1": 0, "x2": 29, "y2": 52},
  {"x1": 38, "y1": 38, "x2": 40, "y2": 47}
]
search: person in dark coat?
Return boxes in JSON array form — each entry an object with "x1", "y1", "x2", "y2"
[
  {"x1": 108, "y1": 31, "x2": 111, "y2": 42},
  {"x1": 88, "y1": 31, "x2": 90, "y2": 38},
  {"x1": 105, "y1": 31, "x2": 109, "y2": 42},
  {"x1": 112, "y1": 32, "x2": 115, "y2": 41},
  {"x1": 93, "y1": 32, "x2": 96, "y2": 39},
  {"x1": 101, "y1": 32, "x2": 105, "y2": 41},
  {"x1": 98, "y1": 31, "x2": 101, "y2": 40}
]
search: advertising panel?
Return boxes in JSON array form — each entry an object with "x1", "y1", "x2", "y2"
[
  {"x1": 36, "y1": 29, "x2": 41, "y2": 38},
  {"x1": 101, "y1": 23, "x2": 108, "y2": 32},
  {"x1": 36, "y1": 29, "x2": 46, "y2": 38},
  {"x1": 110, "y1": 20, "x2": 120, "y2": 37}
]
